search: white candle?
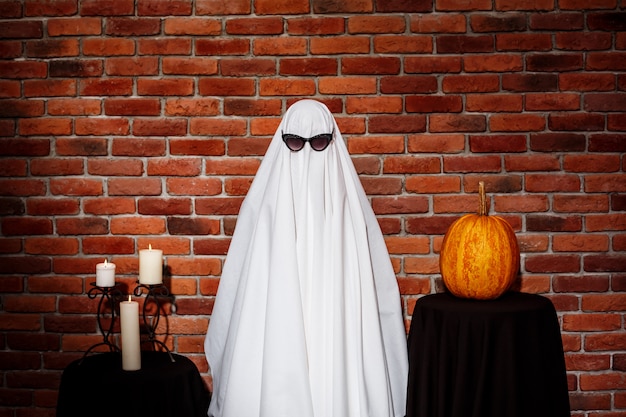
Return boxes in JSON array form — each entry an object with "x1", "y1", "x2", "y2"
[
  {"x1": 120, "y1": 295, "x2": 141, "y2": 371},
  {"x1": 139, "y1": 244, "x2": 163, "y2": 285},
  {"x1": 95, "y1": 259, "x2": 115, "y2": 287}
]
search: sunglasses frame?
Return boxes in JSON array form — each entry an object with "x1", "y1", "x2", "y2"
[{"x1": 281, "y1": 130, "x2": 334, "y2": 152}]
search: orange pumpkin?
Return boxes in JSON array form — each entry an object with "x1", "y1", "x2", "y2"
[{"x1": 439, "y1": 182, "x2": 520, "y2": 300}]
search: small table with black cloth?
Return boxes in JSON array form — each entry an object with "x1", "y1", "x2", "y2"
[
  {"x1": 56, "y1": 351, "x2": 210, "y2": 417},
  {"x1": 406, "y1": 291, "x2": 570, "y2": 417}
]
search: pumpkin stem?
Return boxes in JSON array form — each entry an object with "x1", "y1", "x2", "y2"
[{"x1": 478, "y1": 181, "x2": 487, "y2": 216}]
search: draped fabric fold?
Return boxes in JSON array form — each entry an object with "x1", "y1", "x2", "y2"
[{"x1": 204, "y1": 99, "x2": 408, "y2": 417}]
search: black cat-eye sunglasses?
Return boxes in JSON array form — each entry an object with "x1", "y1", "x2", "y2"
[{"x1": 281, "y1": 130, "x2": 334, "y2": 152}]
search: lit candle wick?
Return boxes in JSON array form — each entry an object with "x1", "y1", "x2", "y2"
[{"x1": 149, "y1": 244, "x2": 152, "y2": 250}]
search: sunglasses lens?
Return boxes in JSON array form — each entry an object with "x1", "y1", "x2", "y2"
[
  {"x1": 310, "y1": 134, "x2": 332, "y2": 151},
  {"x1": 283, "y1": 135, "x2": 305, "y2": 151}
]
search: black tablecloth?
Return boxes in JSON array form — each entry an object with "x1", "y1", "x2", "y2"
[
  {"x1": 406, "y1": 292, "x2": 570, "y2": 417},
  {"x1": 56, "y1": 351, "x2": 210, "y2": 417}
]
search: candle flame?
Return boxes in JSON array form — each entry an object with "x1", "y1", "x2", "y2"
[
  {"x1": 104, "y1": 259, "x2": 108, "y2": 266},
  {"x1": 149, "y1": 244, "x2": 152, "y2": 250},
  {"x1": 128, "y1": 294, "x2": 131, "y2": 302}
]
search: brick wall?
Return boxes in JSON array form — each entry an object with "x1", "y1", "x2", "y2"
[{"x1": 1, "y1": 0, "x2": 625, "y2": 415}]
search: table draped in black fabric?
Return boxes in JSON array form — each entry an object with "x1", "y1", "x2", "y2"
[
  {"x1": 56, "y1": 351, "x2": 210, "y2": 417},
  {"x1": 406, "y1": 291, "x2": 570, "y2": 417}
]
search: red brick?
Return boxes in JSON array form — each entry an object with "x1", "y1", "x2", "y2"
[
  {"x1": 107, "y1": 178, "x2": 162, "y2": 196},
  {"x1": 82, "y1": 236, "x2": 134, "y2": 255},
  {"x1": 190, "y1": 118, "x2": 247, "y2": 136},
  {"x1": 79, "y1": 78, "x2": 133, "y2": 96},
  {"x1": 584, "y1": 254, "x2": 626, "y2": 272},
  {"x1": 496, "y1": 33, "x2": 552, "y2": 52},
  {"x1": 525, "y1": 173, "x2": 580, "y2": 192},
  {"x1": 196, "y1": 38, "x2": 250, "y2": 56},
  {"x1": 553, "y1": 195, "x2": 610, "y2": 213},
  {"x1": 75, "y1": 117, "x2": 130, "y2": 136},
  {"x1": 104, "y1": 57, "x2": 159, "y2": 76},
  {"x1": 19, "y1": 118, "x2": 72, "y2": 136},
  {"x1": 3, "y1": 295, "x2": 56, "y2": 313},
  {"x1": 0, "y1": 79, "x2": 20, "y2": 97},
  {"x1": 49, "y1": 178, "x2": 102, "y2": 196},
  {"x1": 287, "y1": 16, "x2": 344, "y2": 35},
  {"x1": 430, "y1": 114, "x2": 487, "y2": 133},
  {"x1": 225, "y1": 177, "x2": 254, "y2": 195},
  {"x1": 525, "y1": 254, "x2": 581, "y2": 273},
  {"x1": 0, "y1": 179, "x2": 45, "y2": 198},
  {"x1": 553, "y1": 234, "x2": 610, "y2": 252},
  {"x1": 164, "y1": 17, "x2": 221, "y2": 35},
  {"x1": 437, "y1": 35, "x2": 494, "y2": 54},
  {"x1": 111, "y1": 138, "x2": 165, "y2": 157},
  {"x1": 24, "y1": 79, "x2": 77, "y2": 97},
  {"x1": 198, "y1": 78, "x2": 255, "y2": 96},
  {"x1": 87, "y1": 158, "x2": 143, "y2": 177},
  {"x1": 0, "y1": 159, "x2": 26, "y2": 176},
  {"x1": 110, "y1": 216, "x2": 166, "y2": 235},
  {"x1": 48, "y1": 98, "x2": 101, "y2": 116},
  {"x1": 495, "y1": 195, "x2": 548, "y2": 213},
  {"x1": 406, "y1": 95, "x2": 462, "y2": 113},
  {"x1": 83, "y1": 38, "x2": 135, "y2": 56},
  {"x1": 526, "y1": 214, "x2": 582, "y2": 232},
  {"x1": 133, "y1": 118, "x2": 187, "y2": 136},
  {"x1": 437, "y1": 0, "x2": 491, "y2": 10},
  {"x1": 0, "y1": 60, "x2": 47, "y2": 79},
  {"x1": 559, "y1": 73, "x2": 615, "y2": 92},
  {"x1": 259, "y1": 78, "x2": 316, "y2": 96},
  {"x1": 167, "y1": 218, "x2": 220, "y2": 235},
  {"x1": 347, "y1": 135, "x2": 404, "y2": 154},
  {"x1": 26, "y1": 198, "x2": 79, "y2": 216},
  {"x1": 554, "y1": 275, "x2": 610, "y2": 293},
  {"x1": 55, "y1": 217, "x2": 108, "y2": 235},
  {"x1": 564, "y1": 154, "x2": 621, "y2": 173},
  {"x1": 25, "y1": 39, "x2": 80, "y2": 58},
  {"x1": 407, "y1": 176, "x2": 461, "y2": 194},
  {"x1": 530, "y1": 12, "x2": 583, "y2": 30},
  {"x1": 371, "y1": 196, "x2": 429, "y2": 215},
  {"x1": 138, "y1": 37, "x2": 191, "y2": 55},
  {"x1": 195, "y1": 197, "x2": 244, "y2": 215},
  {"x1": 47, "y1": 17, "x2": 101, "y2": 36},
  {"x1": 526, "y1": 93, "x2": 581, "y2": 111},
  {"x1": 225, "y1": 17, "x2": 283, "y2": 35},
  {"x1": 83, "y1": 197, "x2": 135, "y2": 215},
  {"x1": 405, "y1": 56, "x2": 462, "y2": 73},
  {"x1": 469, "y1": 135, "x2": 527, "y2": 153},
  {"x1": 196, "y1": 0, "x2": 250, "y2": 14},
  {"x1": 24, "y1": 237, "x2": 78, "y2": 255},
  {"x1": 347, "y1": 15, "x2": 405, "y2": 34},
  {"x1": 384, "y1": 236, "x2": 430, "y2": 254},
  {"x1": 137, "y1": 197, "x2": 192, "y2": 215},
  {"x1": 311, "y1": 36, "x2": 371, "y2": 55},
  {"x1": 502, "y1": 73, "x2": 558, "y2": 92},
  {"x1": 490, "y1": 113, "x2": 545, "y2": 132},
  {"x1": 464, "y1": 54, "x2": 523, "y2": 72},
  {"x1": 253, "y1": 37, "x2": 307, "y2": 56},
  {"x1": 104, "y1": 98, "x2": 161, "y2": 116},
  {"x1": 383, "y1": 156, "x2": 440, "y2": 174},
  {"x1": 166, "y1": 178, "x2": 222, "y2": 196},
  {"x1": 369, "y1": 115, "x2": 426, "y2": 133},
  {"x1": 194, "y1": 238, "x2": 231, "y2": 255},
  {"x1": 80, "y1": 0, "x2": 134, "y2": 15},
  {"x1": 0, "y1": 99, "x2": 44, "y2": 117},
  {"x1": 147, "y1": 158, "x2": 201, "y2": 176},
  {"x1": 406, "y1": 134, "x2": 463, "y2": 154},
  {"x1": 374, "y1": 35, "x2": 432, "y2": 54},
  {"x1": 138, "y1": 0, "x2": 193, "y2": 16},
  {"x1": 410, "y1": 13, "x2": 466, "y2": 33},
  {"x1": 169, "y1": 138, "x2": 224, "y2": 156},
  {"x1": 224, "y1": 98, "x2": 282, "y2": 116},
  {"x1": 255, "y1": 0, "x2": 309, "y2": 14},
  {"x1": 495, "y1": 0, "x2": 555, "y2": 11},
  {"x1": 313, "y1": 0, "x2": 373, "y2": 13},
  {"x1": 584, "y1": 173, "x2": 626, "y2": 193}
]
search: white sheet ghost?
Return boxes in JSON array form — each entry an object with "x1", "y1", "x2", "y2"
[{"x1": 204, "y1": 99, "x2": 408, "y2": 417}]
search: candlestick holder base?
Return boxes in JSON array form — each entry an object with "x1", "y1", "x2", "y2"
[
  {"x1": 133, "y1": 282, "x2": 176, "y2": 362},
  {"x1": 81, "y1": 283, "x2": 123, "y2": 363}
]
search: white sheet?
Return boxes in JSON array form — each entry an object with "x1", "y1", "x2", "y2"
[{"x1": 204, "y1": 99, "x2": 408, "y2": 417}]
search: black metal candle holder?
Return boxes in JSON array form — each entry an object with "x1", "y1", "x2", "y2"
[
  {"x1": 133, "y1": 282, "x2": 176, "y2": 362},
  {"x1": 82, "y1": 283, "x2": 123, "y2": 361}
]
